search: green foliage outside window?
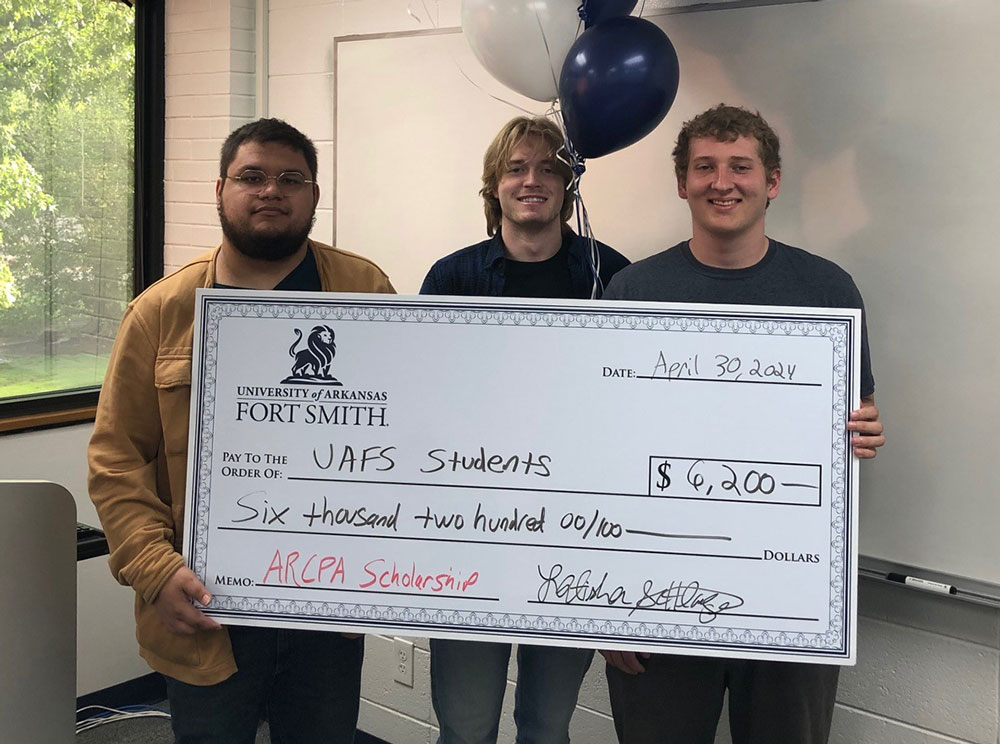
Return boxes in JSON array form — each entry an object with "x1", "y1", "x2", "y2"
[{"x1": 0, "y1": 0, "x2": 135, "y2": 402}]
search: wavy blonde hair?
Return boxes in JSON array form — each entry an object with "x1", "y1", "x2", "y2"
[{"x1": 480, "y1": 117, "x2": 574, "y2": 236}]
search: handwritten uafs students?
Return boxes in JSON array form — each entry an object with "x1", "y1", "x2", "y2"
[
  {"x1": 87, "y1": 118, "x2": 394, "y2": 743},
  {"x1": 599, "y1": 105, "x2": 886, "y2": 744},
  {"x1": 420, "y1": 116, "x2": 630, "y2": 744}
]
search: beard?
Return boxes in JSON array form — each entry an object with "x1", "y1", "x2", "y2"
[{"x1": 218, "y1": 205, "x2": 314, "y2": 262}]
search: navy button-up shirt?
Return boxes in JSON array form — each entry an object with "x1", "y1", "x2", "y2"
[{"x1": 420, "y1": 230, "x2": 629, "y2": 299}]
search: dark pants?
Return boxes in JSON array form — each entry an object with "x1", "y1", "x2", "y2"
[
  {"x1": 164, "y1": 626, "x2": 364, "y2": 744},
  {"x1": 606, "y1": 655, "x2": 839, "y2": 744}
]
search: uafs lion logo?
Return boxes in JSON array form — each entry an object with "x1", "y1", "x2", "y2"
[{"x1": 281, "y1": 325, "x2": 342, "y2": 385}]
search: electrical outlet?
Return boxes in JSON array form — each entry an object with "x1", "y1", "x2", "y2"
[{"x1": 393, "y1": 637, "x2": 414, "y2": 687}]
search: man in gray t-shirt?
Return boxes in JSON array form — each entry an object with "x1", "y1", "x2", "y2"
[{"x1": 600, "y1": 104, "x2": 885, "y2": 744}]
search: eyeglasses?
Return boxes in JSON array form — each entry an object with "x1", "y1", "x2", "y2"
[{"x1": 226, "y1": 169, "x2": 315, "y2": 193}]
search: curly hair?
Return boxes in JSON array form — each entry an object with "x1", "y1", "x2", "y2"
[
  {"x1": 219, "y1": 118, "x2": 319, "y2": 181},
  {"x1": 480, "y1": 117, "x2": 575, "y2": 236},
  {"x1": 672, "y1": 104, "x2": 781, "y2": 181}
]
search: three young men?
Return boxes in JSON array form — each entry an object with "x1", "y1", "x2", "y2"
[
  {"x1": 600, "y1": 104, "x2": 885, "y2": 744},
  {"x1": 91, "y1": 105, "x2": 883, "y2": 743},
  {"x1": 422, "y1": 116, "x2": 629, "y2": 744},
  {"x1": 88, "y1": 118, "x2": 393, "y2": 742}
]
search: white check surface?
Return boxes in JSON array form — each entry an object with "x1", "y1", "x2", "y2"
[{"x1": 184, "y1": 290, "x2": 860, "y2": 664}]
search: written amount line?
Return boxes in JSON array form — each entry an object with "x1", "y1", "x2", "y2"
[
  {"x1": 626, "y1": 529, "x2": 730, "y2": 541},
  {"x1": 216, "y1": 525, "x2": 759, "y2": 561}
]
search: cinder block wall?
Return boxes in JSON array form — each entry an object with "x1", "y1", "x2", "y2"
[
  {"x1": 833, "y1": 583, "x2": 999, "y2": 744},
  {"x1": 160, "y1": 1, "x2": 1000, "y2": 742},
  {"x1": 164, "y1": 0, "x2": 256, "y2": 273}
]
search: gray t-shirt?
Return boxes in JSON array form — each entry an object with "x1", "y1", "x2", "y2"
[{"x1": 604, "y1": 239, "x2": 874, "y2": 396}]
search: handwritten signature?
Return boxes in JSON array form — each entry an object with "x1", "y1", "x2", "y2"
[
  {"x1": 536, "y1": 563, "x2": 744, "y2": 624},
  {"x1": 634, "y1": 578, "x2": 744, "y2": 623},
  {"x1": 536, "y1": 564, "x2": 630, "y2": 607}
]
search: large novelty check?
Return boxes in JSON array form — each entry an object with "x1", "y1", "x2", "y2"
[{"x1": 184, "y1": 291, "x2": 861, "y2": 664}]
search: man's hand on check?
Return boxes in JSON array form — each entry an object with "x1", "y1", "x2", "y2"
[
  {"x1": 600, "y1": 649, "x2": 650, "y2": 675},
  {"x1": 153, "y1": 566, "x2": 223, "y2": 635},
  {"x1": 848, "y1": 395, "x2": 885, "y2": 459}
]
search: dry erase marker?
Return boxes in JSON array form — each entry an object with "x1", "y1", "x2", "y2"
[{"x1": 886, "y1": 572, "x2": 957, "y2": 595}]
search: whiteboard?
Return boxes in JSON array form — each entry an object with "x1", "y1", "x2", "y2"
[{"x1": 333, "y1": 0, "x2": 1000, "y2": 589}]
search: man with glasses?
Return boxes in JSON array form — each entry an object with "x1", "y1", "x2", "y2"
[{"x1": 88, "y1": 118, "x2": 394, "y2": 743}]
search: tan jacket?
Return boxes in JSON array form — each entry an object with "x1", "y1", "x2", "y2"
[{"x1": 88, "y1": 241, "x2": 395, "y2": 685}]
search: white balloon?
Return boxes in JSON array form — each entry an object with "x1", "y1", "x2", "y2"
[{"x1": 462, "y1": 0, "x2": 582, "y2": 102}]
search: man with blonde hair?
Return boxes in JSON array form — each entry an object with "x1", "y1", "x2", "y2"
[
  {"x1": 420, "y1": 116, "x2": 629, "y2": 743},
  {"x1": 422, "y1": 116, "x2": 627, "y2": 299}
]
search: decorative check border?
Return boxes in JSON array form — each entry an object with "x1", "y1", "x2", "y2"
[{"x1": 188, "y1": 295, "x2": 857, "y2": 659}]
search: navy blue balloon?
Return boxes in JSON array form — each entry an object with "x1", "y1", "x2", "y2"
[
  {"x1": 581, "y1": 0, "x2": 638, "y2": 28},
  {"x1": 559, "y1": 16, "x2": 680, "y2": 159}
]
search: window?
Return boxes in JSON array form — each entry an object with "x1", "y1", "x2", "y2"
[{"x1": 0, "y1": 0, "x2": 161, "y2": 430}]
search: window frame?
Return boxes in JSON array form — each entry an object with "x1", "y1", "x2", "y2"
[{"x1": 0, "y1": 0, "x2": 164, "y2": 434}]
